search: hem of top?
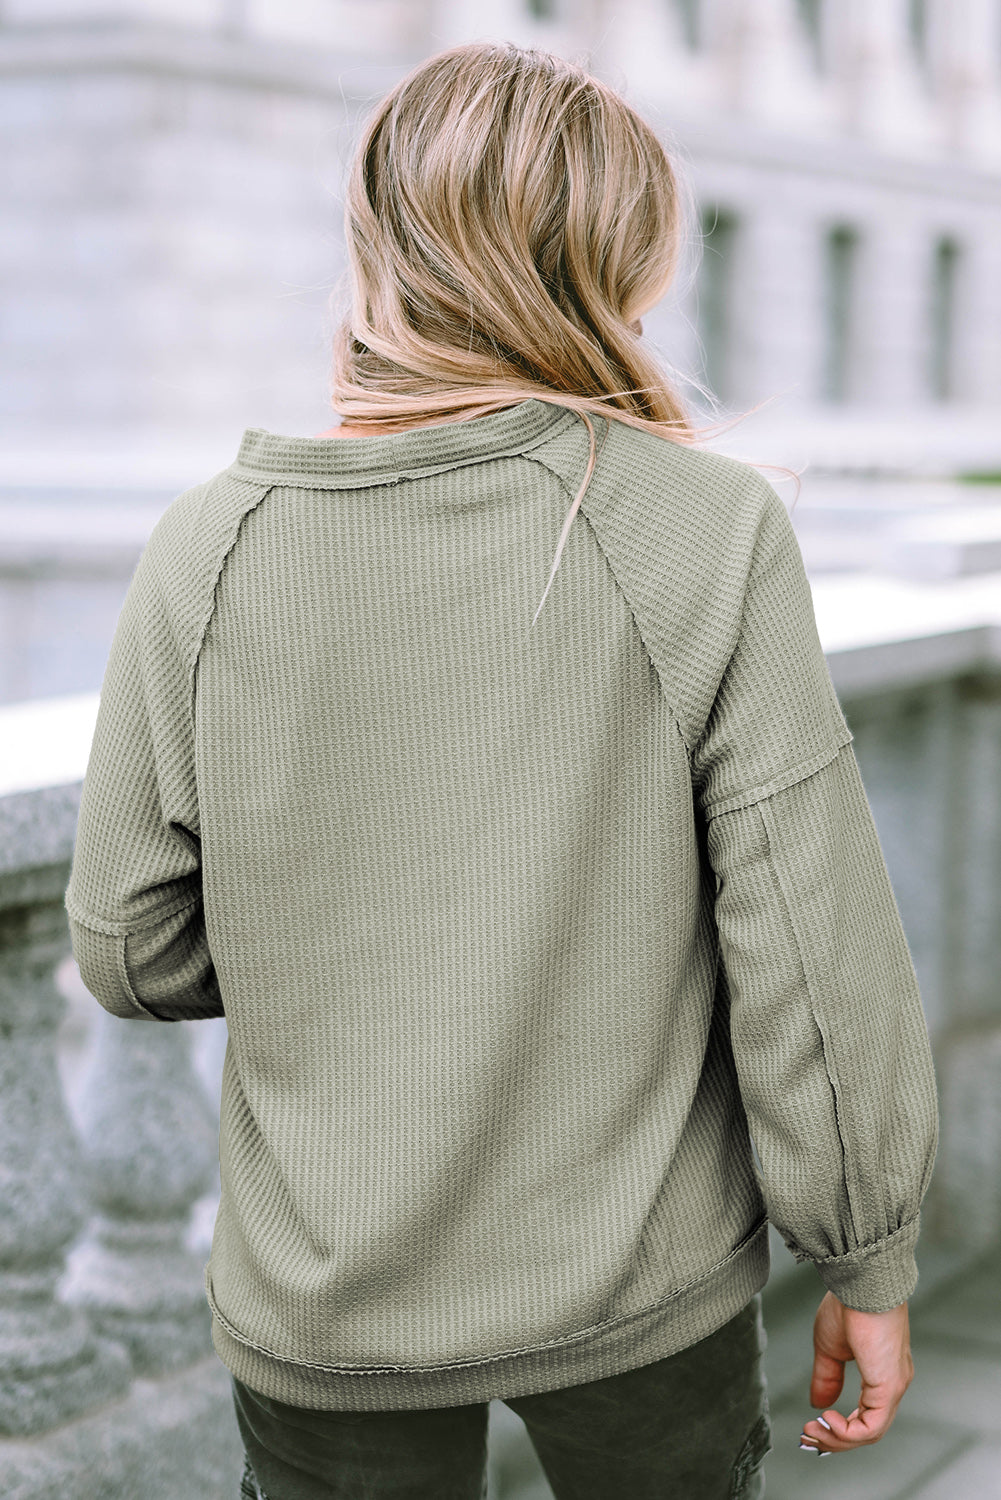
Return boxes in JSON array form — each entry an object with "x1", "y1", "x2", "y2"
[
  {"x1": 225, "y1": 406, "x2": 581, "y2": 490},
  {"x1": 205, "y1": 1216, "x2": 770, "y2": 1412},
  {"x1": 700, "y1": 725, "x2": 855, "y2": 822}
]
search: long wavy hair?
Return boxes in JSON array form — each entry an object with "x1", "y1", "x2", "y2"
[{"x1": 329, "y1": 40, "x2": 768, "y2": 624}]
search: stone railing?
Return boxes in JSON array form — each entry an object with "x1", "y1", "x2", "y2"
[
  {"x1": 0, "y1": 736, "x2": 243, "y2": 1494},
  {"x1": 2, "y1": 572, "x2": 1001, "y2": 1496}
]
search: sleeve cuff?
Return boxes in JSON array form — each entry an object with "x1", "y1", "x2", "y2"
[
  {"x1": 812, "y1": 1216, "x2": 922, "y2": 1312},
  {"x1": 68, "y1": 915, "x2": 169, "y2": 1022}
]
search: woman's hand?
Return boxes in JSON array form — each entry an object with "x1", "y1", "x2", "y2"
[{"x1": 799, "y1": 1292, "x2": 914, "y2": 1455}]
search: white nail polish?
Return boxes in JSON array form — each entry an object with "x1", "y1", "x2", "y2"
[{"x1": 816, "y1": 1417, "x2": 832, "y2": 1431}]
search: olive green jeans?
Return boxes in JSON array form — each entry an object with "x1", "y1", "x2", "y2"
[{"x1": 232, "y1": 1293, "x2": 772, "y2": 1500}]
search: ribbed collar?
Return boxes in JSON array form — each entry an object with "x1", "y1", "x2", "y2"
[{"x1": 229, "y1": 398, "x2": 579, "y2": 489}]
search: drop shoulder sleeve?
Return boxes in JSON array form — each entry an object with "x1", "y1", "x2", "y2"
[
  {"x1": 692, "y1": 493, "x2": 942, "y2": 1313},
  {"x1": 690, "y1": 473, "x2": 854, "y2": 820},
  {"x1": 706, "y1": 745, "x2": 939, "y2": 1309},
  {"x1": 64, "y1": 517, "x2": 222, "y2": 1023}
]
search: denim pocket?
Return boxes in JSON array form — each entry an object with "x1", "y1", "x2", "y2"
[{"x1": 730, "y1": 1409, "x2": 772, "y2": 1498}]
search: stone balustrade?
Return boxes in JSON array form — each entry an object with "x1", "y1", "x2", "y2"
[
  {"x1": 2, "y1": 569, "x2": 1001, "y2": 1495},
  {"x1": 0, "y1": 778, "x2": 244, "y2": 1495}
]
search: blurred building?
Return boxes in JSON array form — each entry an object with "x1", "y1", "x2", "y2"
[{"x1": 2, "y1": 0, "x2": 1001, "y2": 701}]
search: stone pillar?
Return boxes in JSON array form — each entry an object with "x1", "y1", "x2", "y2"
[
  {"x1": 827, "y1": 0, "x2": 933, "y2": 150},
  {"x1": 59, "y1": 1009, "x2": 220, "y2": 1375},
  {"x1": 598, "y1": 0, "x2": 694, "y2": 102},
  {"x1": 842, "y1": 680, "x2": 954, "y2": 1041},
  {"x1": 850, "y1": 210, "x2": 932, "y2": 410},
  {"x1": 688, "y1": 189, "x2": 820, "y2": 414},
  {"x1": 841, "y1": 670, "x2": 1001, "y2": 1250},
  {"x1": 931, "y1": 671, "x2": 1001, "y2": 1245},
  {"x1": 956, "y1": 224, "x2": 1001, "y2": 410},
  {"x1": 934, "y1": 1026, "x2": 1001, "y2": 1247},
  {"x1": 945, "y1": 675, "x2": 1001, "y2": 1027},
  {"x1": 0, "y1": 864, "x2": 131, "y2": 1437},
  {"x1": 713, "y1": 0, "x2": 824, "y2": 125},
  {"x1": 737, "y1": 201, "x2": 824, "y2": 412},
  {"x1": 926, "y1": 0, "x2": 1001, "y2": 164}
]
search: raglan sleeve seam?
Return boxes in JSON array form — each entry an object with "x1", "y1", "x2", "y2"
[
  {"x1": 188, "y1": 481, "x2": 276, "y2": 703},
  {"x1": 522, "y1": 450, "x2": 699, "y2": 757}
]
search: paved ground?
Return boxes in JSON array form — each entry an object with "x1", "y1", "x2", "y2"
[{"x1": 485, "y1": 1236, "x2": 1001, "y2": 1500}]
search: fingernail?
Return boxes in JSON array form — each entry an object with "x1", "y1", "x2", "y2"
[
  {"x1": 820, "y1": 1451, "x2": 832, "y2": 1458},
  {"x1": 816, "y1": 1417, "x2": 832, "y2": 1431},
  {"x1": 799, "y1": 1441, "x2": 817, "y2": 1451}
]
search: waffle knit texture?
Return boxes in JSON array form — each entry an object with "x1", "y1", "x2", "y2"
[{"x1": 65, "y1": 398, "x2": 939, "y2": 1410}]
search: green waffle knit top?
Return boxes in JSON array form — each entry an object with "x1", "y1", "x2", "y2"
[{"x1": 65, "y1": 398, "x2": 939, "y2": 1410}]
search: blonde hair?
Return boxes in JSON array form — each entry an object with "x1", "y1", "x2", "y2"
[{"x1": 329, "y1": 40, "x2": 767, "y2": 624}]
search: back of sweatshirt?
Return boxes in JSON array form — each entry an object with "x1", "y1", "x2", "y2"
[{"x1": 65, "y1": 398, "x2": 939, "y2": 1410}]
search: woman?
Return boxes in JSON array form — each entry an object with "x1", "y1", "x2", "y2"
[{"x1": 66, "y1": 40, "x2": 939, "y2": 1500}]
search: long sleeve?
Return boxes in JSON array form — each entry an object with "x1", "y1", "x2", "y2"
[
  {"x1": 706, "y1": 746, "x2": 939, "y2": 1310},
  {"x1": 64, "y1": 517, "x2": 223, "y2": 1024},
  {"x1": 691, "y1": 478, "x2": 939, "y2": 1312}
]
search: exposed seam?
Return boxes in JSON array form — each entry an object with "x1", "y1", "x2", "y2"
[
  {"x1": 65, "y1": 890, "x2": 202, "y2": 937},
  {"x1": 518, "y1": 448, "x2": 696, "y2": 763},
  {"x1": 754, "y1": 796, "x2": 867, "y2": 1248},
  {"x1": 182, "y1": 480, "x2": 277, "y2": 739},
  {"x1": 116, "y1": 932, "x2": 167, "y2": 1021},
  {"x1": 702, "y1": 729, "x2": 854, "y2": 822},
  {"x1": 225, "y1": 409, "x2": 580, "y2": 491},
  {"x1": 204, "y1": 1214, "x2": 769, "y2": 1377}
]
